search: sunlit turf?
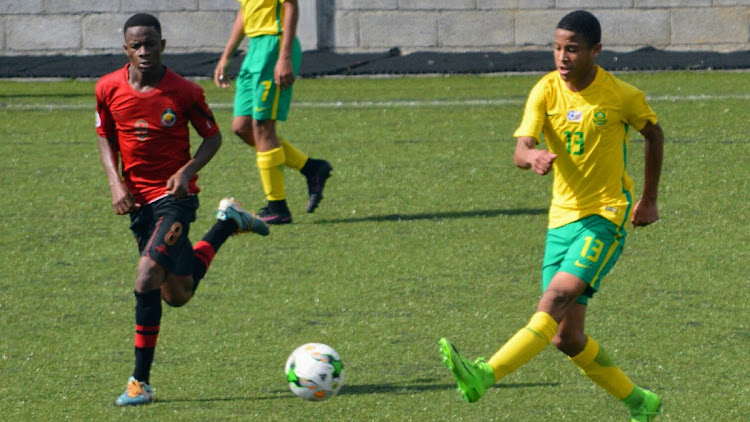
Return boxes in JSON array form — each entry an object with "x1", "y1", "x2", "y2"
[{"x1": 0, "y1": 71, "x2": 748, "y2": 421}]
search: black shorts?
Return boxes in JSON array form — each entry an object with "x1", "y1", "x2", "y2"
[{"x1": 129, "y1": 195, "x2": 198, "y2": 276}]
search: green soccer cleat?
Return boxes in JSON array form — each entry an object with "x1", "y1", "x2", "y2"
[
  {"x1": 115, "y1": 376, "x2": 153, "y2": 406},
  {"x1": 629, "y1": 389, "x2": 662, "y2": 422},
  {"x1": 438, "y1": 337, "x2": 495, "y2": 403},
  {"x1": 217, "y1": 197, "x2": 270, "y2": 236}
]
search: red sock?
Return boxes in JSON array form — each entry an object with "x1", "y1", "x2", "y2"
[{"x1": 192, "y1": 240, "x2": 216, "y2": 291}]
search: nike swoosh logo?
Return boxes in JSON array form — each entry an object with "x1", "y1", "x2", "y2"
[
  {"x1": 574, "y1": 260, "x2": 590, "y2": 269},
  {"x1": 254, "y1": 106, "x2": 267, "y2": 112}
]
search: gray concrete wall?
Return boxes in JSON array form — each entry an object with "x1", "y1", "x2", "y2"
[
  {"x1": 0, "y1": 0, "x2": 319, "y2": 55},
  {"x1": 1, "y1": 1, "x2": 748, "y2": 55}
]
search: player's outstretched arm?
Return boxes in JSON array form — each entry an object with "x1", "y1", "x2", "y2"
[
  {"x1": 97, "y1": 135, "x2": 136, "y2": 215},
  {"x1": 214, "y1": 10, "x2": 245, "y2": 88},
  {"x1": 514, "y1": 136, "x2": 557, "y2": 176},
  {"x1": 631, "y1": 121, "x2": 664, "y2": 227}
]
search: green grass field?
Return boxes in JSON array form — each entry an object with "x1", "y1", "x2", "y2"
[{"x1": 1, "y1": 71, "x2": 748, "y2": 421}]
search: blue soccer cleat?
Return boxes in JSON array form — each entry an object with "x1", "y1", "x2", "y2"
[
  {"x1": 217, "y1": 197, "x2": 270, "y2": 236},
  {"x1": 115, "y1": 376, "x2": 154, "y2": 406}
]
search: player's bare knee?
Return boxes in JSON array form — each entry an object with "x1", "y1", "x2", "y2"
[
  {"x1": 161, "y1": 274, "x2": 194, "y2": 307},
  {"x1": 553, "y1": 334, "x2": 586, "y2": 356},
  {"x1": 135, "y1": 259, "x2": 164, "y2": 292},
  {"x1": 232, "y1": 120, "x2": 254, "y2": 144},
  {"x1": 232, "y1": 124, "x2": 249, "y2": 138},
  {"x1": 161, "y1": 288, "x2": 192, "y2": 307},
  {"x1": 551, "y1": 333, "x2": 566, "y2": 350},
  {"x1": 538, "y1": 288, "x2": 577, "y2": 316},
  {"x1": 552, "y1": 332, "x2": 575, "y2": 350},
  {"x1": 164, "y1": 297, "x2": 189, "y2": 308}
]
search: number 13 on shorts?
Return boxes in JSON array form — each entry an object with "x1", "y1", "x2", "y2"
[{"x1": 579, "y1": 236, "x2": 604, "y2": 264}]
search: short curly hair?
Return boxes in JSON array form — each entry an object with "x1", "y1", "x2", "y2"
[
  {"x1": 123, "y1": 13, "x2": 162, "y2": 38},
  {"x1": 557, "y1": 10, "x2": 601, "y2": 47}
]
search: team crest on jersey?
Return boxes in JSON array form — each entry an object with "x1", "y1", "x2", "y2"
[
  {"x1": 566, "y1": 110, "x2": 583, "y2": 122},
  {"x1": 593, "y1": 110, "x2": 608, "y2": 126},
  {"x1": 161, "y1": 108, "x2": 177, "y2": 127}
]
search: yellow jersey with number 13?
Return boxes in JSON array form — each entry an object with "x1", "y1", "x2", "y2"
[
  {"x1": 513, "y1": 66, "x2": 658, "y2": 230},
  {"x1": 239, "y1": 0, "x2": 287, "y2": 38}
]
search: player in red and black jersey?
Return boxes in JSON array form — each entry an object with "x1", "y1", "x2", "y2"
[{"x1": 95, "y1": 13, "x2": 269, "y2": 406}]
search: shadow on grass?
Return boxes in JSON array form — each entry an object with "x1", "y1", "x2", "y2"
[
  {"x1": 157, "y1": 378, "x2": 560, "y2": 403},
  {"x1": 340, "y1": 379, "x2": 560, "y2": 396},
  {"x1": 315, "y1": 208, "x2": 547, "y2": 224},
  {"x1": 156, "y1": 395, "x2": 283, "y2": 404},
  {"x1": 0, "y1": 92, "x2": 92, "y2": 99}
]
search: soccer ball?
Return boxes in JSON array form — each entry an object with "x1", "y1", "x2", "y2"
[{"x1": 285, "y1": 343, "x2": 345, "y2": 401}]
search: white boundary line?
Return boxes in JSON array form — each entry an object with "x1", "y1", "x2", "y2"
[{"x1": 1, "y1": 94, "x2": 750, "y2": 110}]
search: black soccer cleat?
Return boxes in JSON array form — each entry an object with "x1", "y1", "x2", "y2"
[
  {"x1": 303, "y1": 159, "x2": 333, "y2": 213},
  {"x1": 258, "y1": 200, "x2": 293, "y2": 225}
]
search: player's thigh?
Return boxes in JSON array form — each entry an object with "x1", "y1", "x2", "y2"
[
  {"x1": 234, "y1": 36, "x2": 275, "y2": 119},
  {"x1": 272, "y1": 37, "x2": 301, "y2": 122},
  {"x1": 240, "y1": 35, "x2": 301, "y2": 121},
  {"x1": 559, "y1": 215, "x2": 625, "y2": 297},
  {"x1": 143, "y1": 196, "x2": 198, "y2": 277},
  {"x1": 130, "y1": 202, "x2": 156, "y2": 255},
  {"x1": 542, "y1": 225, "x2": 573, "y2": 292},
  {"x1": 234, "y1": 52, "x2": 258, "y2": 119},
  {"x1": 543, "y1": 215, "x2": 625, "y2": 305}
]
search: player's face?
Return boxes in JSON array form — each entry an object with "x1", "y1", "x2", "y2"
[
  {"x1": 553, "y1": 29, "x2": 601, "y2": 87},
  {"x1": 124, "y1": 26, "x2": 165, "y2": 75}
]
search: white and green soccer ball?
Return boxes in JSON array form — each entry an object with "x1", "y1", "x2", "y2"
[{"x1": 285, "y1": 343, "x2": 345, "y2": 401}]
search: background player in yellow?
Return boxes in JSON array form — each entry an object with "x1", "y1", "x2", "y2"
[
  {"x1": 439, "y1": 10, "x2": 664, "y2": 421},
  {"x1": 214, "y1": 0, "x2": 332, "y2": 224}
]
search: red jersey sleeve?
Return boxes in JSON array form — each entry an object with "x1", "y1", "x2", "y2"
[
  {"x1": 187, "y1": 85, "x2": 220, "y2": 139},
  {"x1": 95, "y1": 77, "x2": 117, "y2": 140}
]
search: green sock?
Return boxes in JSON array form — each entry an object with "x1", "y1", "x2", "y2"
[{"x1": 570, "y1": 335, "x2": 636, "y2": 400}]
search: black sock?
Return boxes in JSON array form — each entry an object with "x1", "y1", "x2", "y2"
[
  {"x1": 202, "y1": 219, "x2": 237, "y2": 249},
  {"x1": 268, "y1": 199, "x2": 290, "y2": 213},
  {"x1": 133, "y1": 289, "x2": 162, "y2": 384},
  {"x1": 300, "y1": 158, "x2": 319, "y2": 177}
]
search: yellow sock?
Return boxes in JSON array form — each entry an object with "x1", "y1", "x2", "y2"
[
  {"x1": 256, "y1": 147, "x2": 286, "y2": 201},
  {"x1": 570, "y1": 335, "x2": 636, "y2": 400},
  {"x1": 280, "y1": 139, "x2": 308, "y2": 171},
  {"x1": 487, "y1": 312, "x2": 558, "y2": 381}
]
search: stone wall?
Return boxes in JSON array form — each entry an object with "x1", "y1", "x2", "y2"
[{"x1": 1, "y1": 0, "x2": 748, "y2": 55}]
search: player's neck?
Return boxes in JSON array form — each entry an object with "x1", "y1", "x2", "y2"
[
  {"x1": 128, "y1": 64, "x2": 166, "y2": 92},
  {"x1": 565, "y1": 66, "x2": 597, "y2": 93}
]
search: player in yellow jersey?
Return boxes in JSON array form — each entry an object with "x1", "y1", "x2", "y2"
[
  {"x1": 439, "y1": 10, "x2": 664, "y2": 421},
  {"x1": 214, "y1": 0, "x2": 332, "y2": 224}
]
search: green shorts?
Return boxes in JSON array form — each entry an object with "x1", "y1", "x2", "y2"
[
  {"x1": 542, "y1": 215, "x2": 626, "y2": 305},
  {"x1": 234, "y1": 34, "x2": 302, "y2": 121}
]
